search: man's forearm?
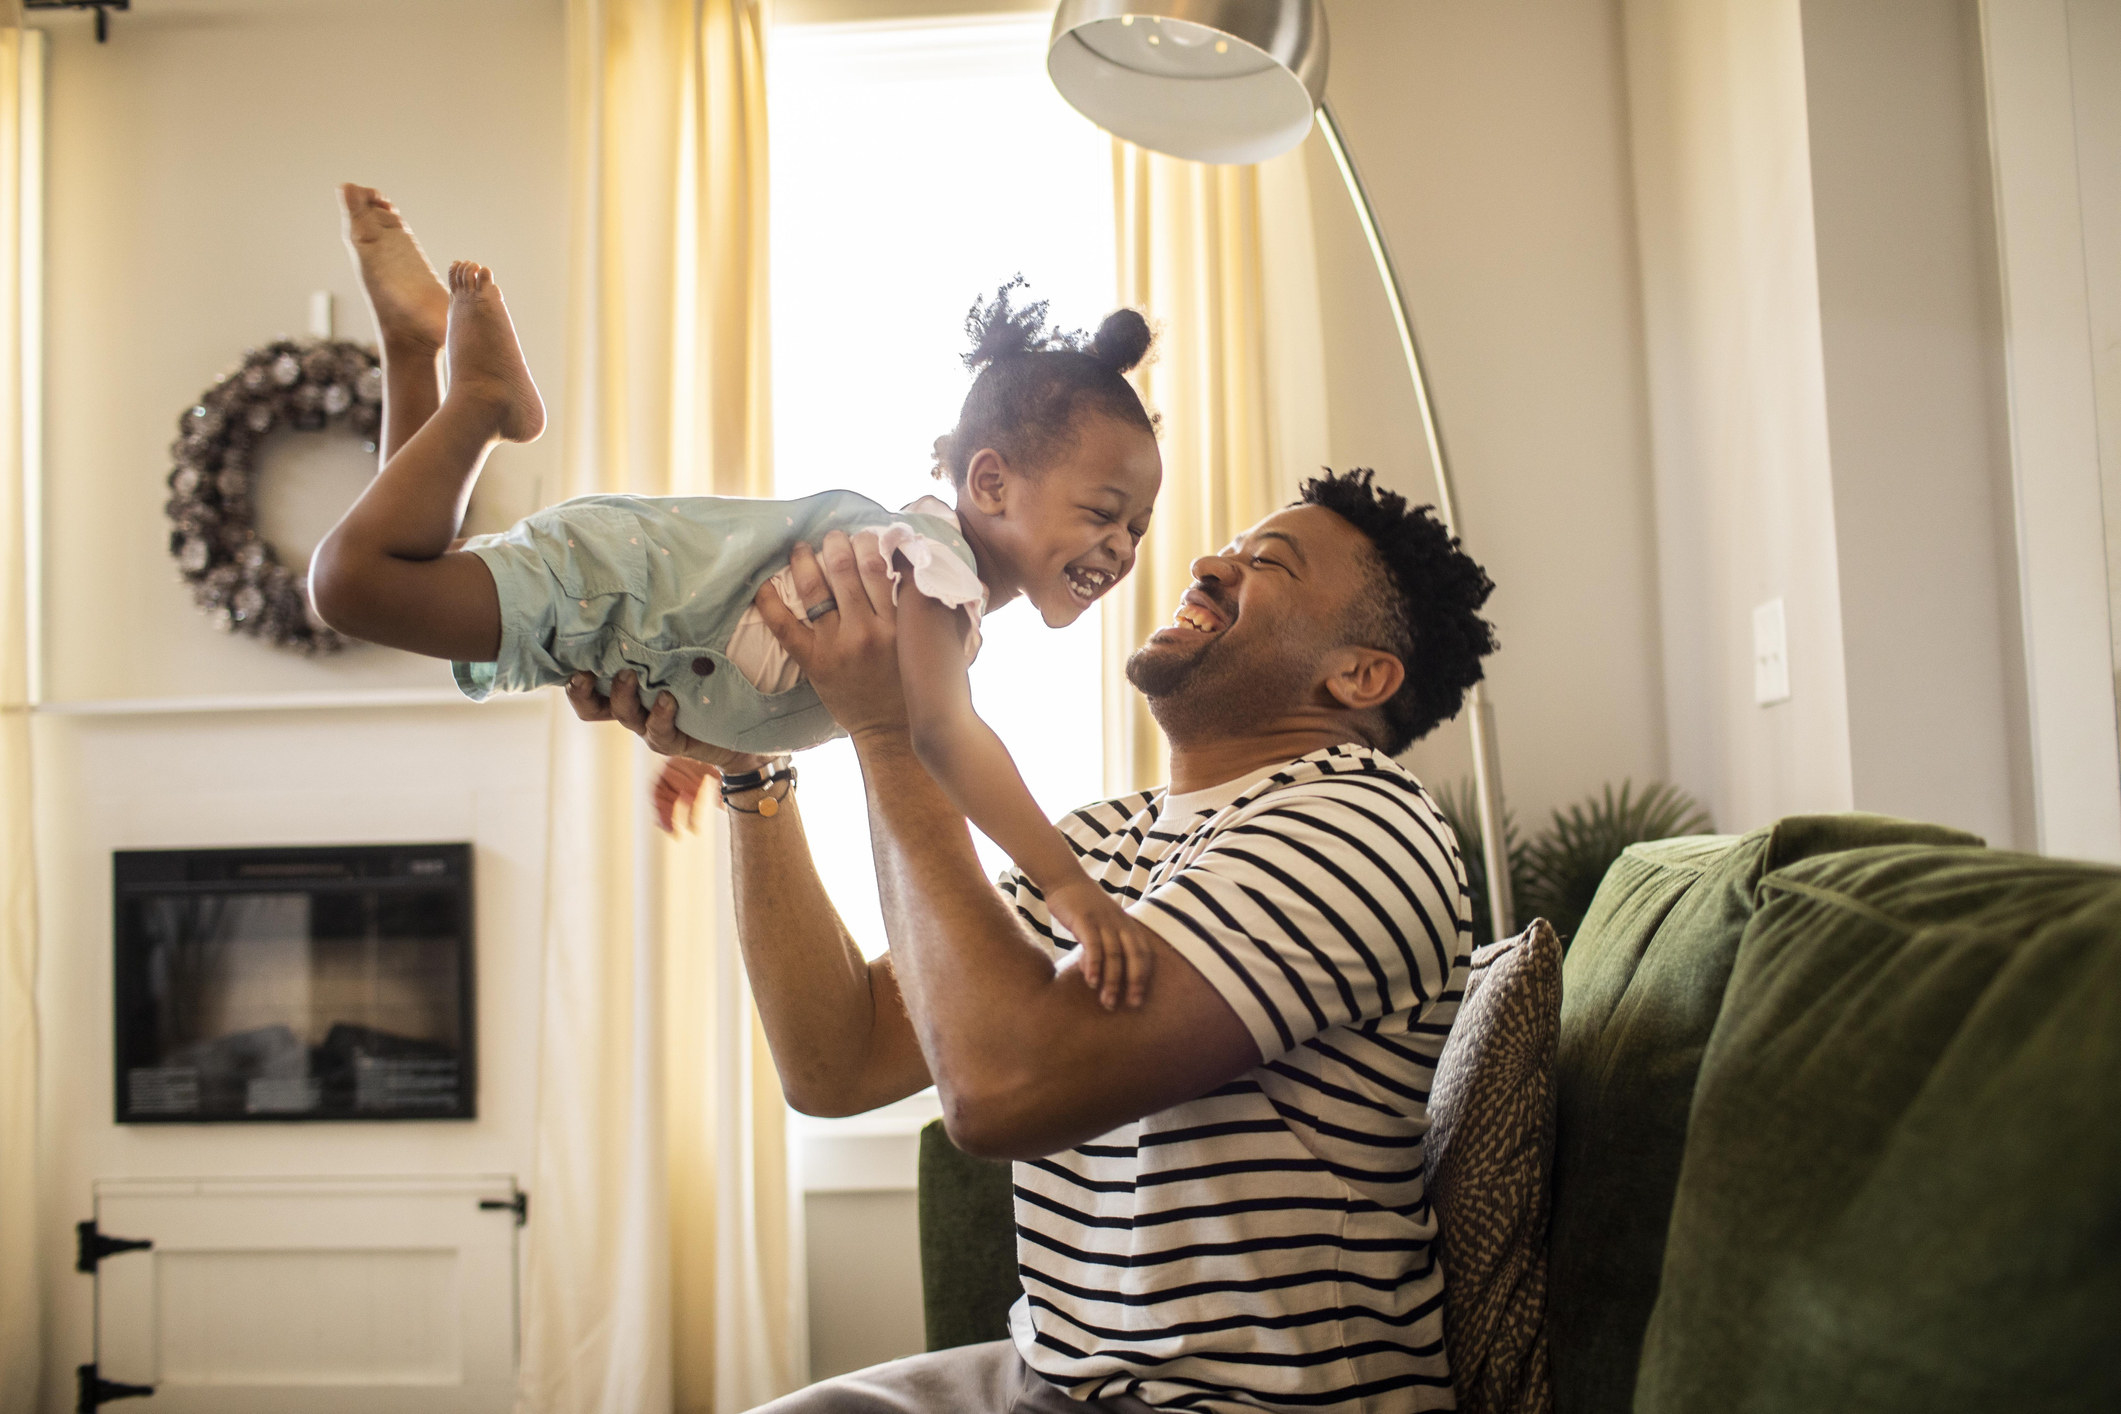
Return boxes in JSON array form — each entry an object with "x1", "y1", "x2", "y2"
[
  {"x1": 727, "y1": 792, "x2": 930, "y2": 1116},
  {"x1": 744, "y1": 533, "x2": 1258, "y2": 1156},
  {"x1": 854, "y1": 728, "x2": 1120, "y2": 1150}
]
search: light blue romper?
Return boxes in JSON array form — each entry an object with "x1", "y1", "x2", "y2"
[{"x1": 452, "y1": 489, "x2": 979, "y2": 754}]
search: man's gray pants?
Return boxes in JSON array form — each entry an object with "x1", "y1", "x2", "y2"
[{"x1": 750, "y1": 1340, "x2": 1160, "y2": 1414}]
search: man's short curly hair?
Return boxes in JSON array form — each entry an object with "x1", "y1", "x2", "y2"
[{"x1": 1299, "y1": 468, "x2": 1497, "y2": 754}]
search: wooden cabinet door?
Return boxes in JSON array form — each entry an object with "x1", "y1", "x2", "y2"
[{"x1": 91, "y1": 1175, "x2": 519, "y2": 1413}]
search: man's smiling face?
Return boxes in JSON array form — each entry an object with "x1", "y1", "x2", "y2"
[{"x1": 1126, "y1": 504, "x2": 1386, "y2": 733}]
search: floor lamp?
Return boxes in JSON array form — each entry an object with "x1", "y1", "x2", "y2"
[{"x1": 1048, "y1": 0, "x2": 1517, "y2": 937}]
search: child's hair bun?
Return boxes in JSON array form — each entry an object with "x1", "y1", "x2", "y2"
[
  {"x1": 936, "y1": 280, "x2": 1161, "y2": 484},
  {"x1": 962, "y1": 275, "x2": 1055, "y2": 371},
  {"x1": 1086, "y1": 308, "x2": 1153, "y2": 375}
]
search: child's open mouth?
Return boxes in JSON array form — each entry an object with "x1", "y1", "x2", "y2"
[{"x1": 1066, "y1": 565, "x2": 1115, "y2": 605}]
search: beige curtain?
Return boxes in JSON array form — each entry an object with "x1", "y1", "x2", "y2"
[
  {"x1": 1107, "y1": 139, "x2": 1331, "y2": 793},
  {"x1": 519, "y1": 4, "x2": 798, "y2": 1412},
  {"x1": 0, "y1": 19, "x2": 40, "y2": 1413}
]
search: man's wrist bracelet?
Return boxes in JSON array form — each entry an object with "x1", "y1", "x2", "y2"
[
  {"x1": 721, "y1": 761, "x2": 796, "y2": 816},
  {"x1": 719, "y1": 759, "x2": 792, "y2": 794}
]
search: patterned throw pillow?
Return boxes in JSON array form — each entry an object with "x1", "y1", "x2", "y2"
[{"x1": 1426, "y1": 919, "x2": 1562, "y2": 1414}]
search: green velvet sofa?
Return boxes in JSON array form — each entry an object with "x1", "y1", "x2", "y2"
[{"x1": 918, "y1": 814, "x2": 2121, "y2": 1411}]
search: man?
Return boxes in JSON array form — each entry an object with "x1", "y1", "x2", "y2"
[{"x1": 571, "y1": 469, "x2": 1498, "y2": 1414}]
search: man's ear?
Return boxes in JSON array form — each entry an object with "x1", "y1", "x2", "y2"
[
  {"x1": 1321, "y1": 646, "x2": 1405, "y2": 714},
  {"x1": 961, "y1": 448, "x2": 1011, "y2": 516}
]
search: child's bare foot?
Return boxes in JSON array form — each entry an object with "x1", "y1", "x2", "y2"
[
  {"x1": 339, "y1": 184, "x2": 448, "y2": 351},
  {"x1": 445, "y1": 262, "x2": 546, "y2": 443}
]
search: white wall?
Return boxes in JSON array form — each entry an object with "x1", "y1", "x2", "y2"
[
  {"x1": 37, "y1": 0, "x2": 565, "y2": 708},
  {"x1": 1802, "y1": 0, "x2": 2032, "y2": 847},
  {"x1": 1983, "y1": 0, "x2": 2121, "y2": 861},
  {"x1": 804, "y1": 1190, "x2": 925, "y2": 1379},
  {"x1": 1621, "y1": 0, "x2": 1858, "y2": 835},
  {"x1": 2077, "y1": 0, "x2": 2121, "y2": 712},
  {"x1": 1621, "y1": 0, "x2": 2113, "y2": 850},
  {"x1": 1308, "y1": 0, "x2": 1671, "y2": 832},
  {"x1": 29, "y1": 3, "x2": 567, "y2": 1407},
  {"x1": 1316, "y1": 0, "x2": 2080, "y2": 850}
]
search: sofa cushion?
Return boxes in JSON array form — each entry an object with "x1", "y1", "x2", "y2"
[
  {"x1": 1634, "y1": 845, "x2": 2121, "y2": 1414},
  {"x1": 917, "y1": 1119, "x2": 1020, "y2": 1351},
  {"x1": 1426, "y1": 919, "x2": 1563, "y2": 1414},
  {"x1": 1548, "y1": 815, "x2": 1981, "y2": 1414}
]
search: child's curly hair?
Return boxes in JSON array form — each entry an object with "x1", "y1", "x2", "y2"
[
  {"x1": 932, "y1": 277, "x2": 1159, "y2": 483},
  {"x1": 1298, "y1": 468, "x2": 1498, "y2": 753}
]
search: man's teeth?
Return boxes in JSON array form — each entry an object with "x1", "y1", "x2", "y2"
[
  {"x1": 1171, "y1": 605, "x2": 1220, "y2": 632},
  {"x1": 1066, "y1": 567, "x2": 1113, "y2": 601}
]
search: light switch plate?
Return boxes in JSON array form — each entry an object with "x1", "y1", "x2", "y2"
[{"x1": 1754, "y1": 598, "x2": 1790, "y2": 705}]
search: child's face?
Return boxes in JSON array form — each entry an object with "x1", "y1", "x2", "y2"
[{"x1": 973, "y1": 414, "x2": 1162, "y2": 627}]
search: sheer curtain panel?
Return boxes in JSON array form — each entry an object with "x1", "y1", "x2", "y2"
[
  {"x1": 1106, "y1": 139, "x2": 1329, "y2": 793},
  {"x1": 0, "y1": 16, "x2": 40, "y2": 1412},
  {"x1": 520, "y1": 4, "x2": 797, "y2": 1412}
]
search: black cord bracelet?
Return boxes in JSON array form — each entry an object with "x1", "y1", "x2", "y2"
[{"x1": 722, "y1": 761, "x2": 796, "y2": 816}]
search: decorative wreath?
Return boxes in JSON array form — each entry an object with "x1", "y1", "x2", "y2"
[{"x1": 164, "y1": 338, "x2": 385, "y2": 654}]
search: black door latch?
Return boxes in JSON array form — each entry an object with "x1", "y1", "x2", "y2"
[
  {"x1": 479, "y1": 1191, "x2": 529, "y2": 1226},
  {"x1": 76, "y1": 1363, "x2": 153, "y2": 1410},
  {"x1": 75, "y1": 1221, "x2": 151, "y2": 1273}
]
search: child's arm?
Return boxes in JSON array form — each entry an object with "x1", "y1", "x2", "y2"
[
  {"x1": 896, "y1": 589, "x2": 1156, "y2": 1010},
  {"x1": 895, "y1": 590, "x2": 1081, "y2": 890}
]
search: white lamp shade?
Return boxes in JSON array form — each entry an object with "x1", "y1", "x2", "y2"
[{"x1": 1047, "y1": 0, "x2": 1329, "y2": 165}]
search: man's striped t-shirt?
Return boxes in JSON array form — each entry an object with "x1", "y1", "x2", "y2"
[{"x1": 997, "y1": 744, "x2": 1472, "y2": 1414}]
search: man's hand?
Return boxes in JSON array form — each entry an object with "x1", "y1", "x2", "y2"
[
  {"x1": 753, "y1": 532, "x2": 910, "y2": 742},
  {"x1": 564, "y1": 669, "x2": 771, "y2": 773}
]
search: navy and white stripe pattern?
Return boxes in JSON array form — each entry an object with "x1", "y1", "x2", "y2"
[{"x1": 998, "y1": 745, "x2": 1472, "y2": 1414}]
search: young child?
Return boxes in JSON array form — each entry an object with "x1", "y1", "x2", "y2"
[{"x1": 313, "y1": 186, "x2": 1165, "y2": 1008}]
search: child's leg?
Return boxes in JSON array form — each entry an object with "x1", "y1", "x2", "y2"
[
  {"x1": 338, "y1": 184, "x2": 448, "y2": 460},
  {"x1": 310, "y1": 263, "x2": 545, "y2": 661}
]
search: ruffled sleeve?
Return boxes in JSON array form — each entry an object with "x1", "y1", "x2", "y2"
[
  {"x1": 875, "y1": 521, "x2": 985, "y2": 612},
  {"x1": 875, "y1": 496, "x2": 986, "y2": 661}
]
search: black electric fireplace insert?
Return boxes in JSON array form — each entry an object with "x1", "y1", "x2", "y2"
[{"x1": 113, "y1": 843, "x2": 475, "y2": 1123}]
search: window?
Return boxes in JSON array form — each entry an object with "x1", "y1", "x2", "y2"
[{"x1": 769, "y1": 13, "x2": 1117, "y2": 954}]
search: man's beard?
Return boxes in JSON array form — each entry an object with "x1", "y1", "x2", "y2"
[
  {"x1": 1124, "y1": 635, "x2": 1210, "y2": 700},
  {"x1": 1126, "y1": 630, "x2": 1312, "y2": 745}
]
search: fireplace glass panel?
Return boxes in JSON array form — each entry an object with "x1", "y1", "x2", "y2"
[{"x1": 115, "y1": 845, "x2": 473, "y2": 1122}]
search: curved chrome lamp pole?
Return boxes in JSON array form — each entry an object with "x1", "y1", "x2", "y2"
[
  {"x1": 1314, "y1": 104, "x2": 1514, "y2": 937},
  {"x1": 1048, "y1": 0, "x2": 1516, "y2": 936}
]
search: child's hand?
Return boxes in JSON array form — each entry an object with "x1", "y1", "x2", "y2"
[
  {"x1": 1045, "y1": 878, "x2": 1158, "y2": 1011},
  {"x1": 654, "y1": 756, "x2": 718, "y2": 835}
]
